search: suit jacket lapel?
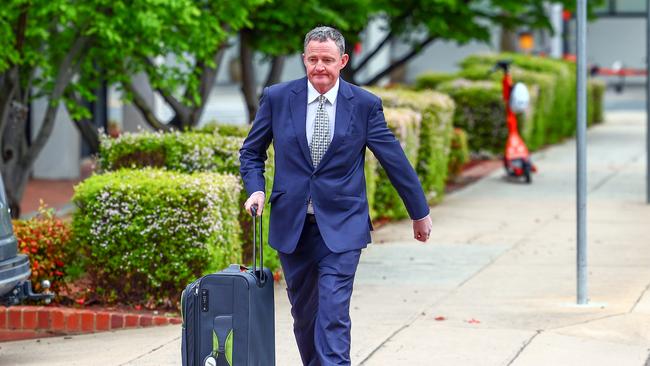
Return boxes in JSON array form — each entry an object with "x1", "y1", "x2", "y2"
[
  {"x1": 289, "y1": 78, "x2": 312, "y2": 167},
  {"x1": 315, "y1": 78, "x2": 354, "y2": 172}
]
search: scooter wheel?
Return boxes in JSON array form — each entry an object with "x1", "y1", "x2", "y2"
[{"x1": 523, "y1": 162, "x2": 532, "y2": 184}]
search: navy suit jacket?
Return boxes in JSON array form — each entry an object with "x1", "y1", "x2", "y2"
[{"x1": 239, "y1": 77, "x2": 429, "y2": 254}]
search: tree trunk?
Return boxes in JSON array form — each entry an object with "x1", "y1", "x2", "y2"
[
  {"x1": 0, "y1": 35, "x2": 91, "y2": 218},
  {"x1": 239, "y1": 31, "x2": 258, "y2": 123},
  {"x1": 1, "y1": 101, "x2": 30, "y2": 217},
  {"x1": 264, "y1": 56, "x2": 285, "y2": 88},
  {"x1": 500, "y1": 27, "x2": 518, "y2": 52}
]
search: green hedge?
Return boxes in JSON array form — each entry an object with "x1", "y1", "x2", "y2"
[
  {"x1": 198, "y1": 122, "x2": 250, "y2": 138},
  {"x1": 367, "y1": 88, "x2": 455, "y2": 217},
  {"x1": 436, "y1": 79, "x2": 505, "y2": 154},
  {"x1": 99, "y1": 131, "x2": 241, "y2": 174},
  {"x1": 72, "y1": 169, "x2": 242, "y2": 306},
  {"x1": 447, "y1": 128, "x2": 470, "y2": 178},
  {"x1": 369, "y1": 107, "x2": 422, "y2": 219},
  {"x1": 418, "y1": 53, "x2": 605, "y2": 154},
  {"x1": 98, "y1": 129, "x2": 281, "y2": 273}
]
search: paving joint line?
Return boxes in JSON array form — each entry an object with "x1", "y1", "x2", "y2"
[
  {"x1": 630, "y1": 281, "x2": 650, "y2": 313},
  {"x1": 118, "y1": 335, "x2": 180, "y2": 366},
  {"x1": 589, "y1": 153, "x2": 642, "y2": 194},
  {"x1": 357, "y1": 215, "x2": 557, "y2": 365},
  {"x1": 505, "y1": 330, "x2": 542, "y2": 366}
]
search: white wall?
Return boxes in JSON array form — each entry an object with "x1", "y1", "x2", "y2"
[{"x1": 31, "y1": 98, "x2": 81, "y2": 179}]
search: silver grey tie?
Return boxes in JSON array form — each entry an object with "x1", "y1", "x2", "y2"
[{"x1": 310, "y1": 95, "x2": 330, "y2": 168}]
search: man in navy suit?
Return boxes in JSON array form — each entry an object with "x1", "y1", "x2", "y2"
[{"x1": 240, "y1": 26, "x2": 433, "y2": 366}]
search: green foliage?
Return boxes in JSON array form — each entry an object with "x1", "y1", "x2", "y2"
[
  {"x1": 371, "y1": 107, "x2": 422, "y2": 219},
  {"x1": 245, "y1": 0, "x2": 372, "y2": 56},
  {"x1": 420, "y1": 53, "x2": 607, "y2": 155},
  {"x1": 13, "y1": 205, "x2": 72, "y2": 296},
  {"x1": 199, "y1": 122, "x2": 251, "y2": 138},
  {"x1": 98, "y1": 128, "x2": 281, "y2": 273},
  {"x1": 366, "y1": 88, "x2": 455, "y2": 218},
  {"x1": 99, "y1": 131, "x2": 242, "y2": 174},
  {"x1": 589, "y1": 79, "x2": 606, "y2": 125},
  {"x1": 436, "y1": 79, "x2": 504, "y2": 154},
  {"x1": 461, "y1": 53, "x2": 576, "y2": 146},
  {"x1": 415, "y1": 72, "x2": 459, "y2": 90},
  {"x1": 72, "y1": 169, "x2": 242, "y2": 306},
  {"x1": 447, "y1": 128, "x2": 470, "y2": 179}
]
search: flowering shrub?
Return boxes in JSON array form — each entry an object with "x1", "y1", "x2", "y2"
[
  {"x1": 98, "y1": 128, "x2": 282, "y2": 273},
  {"x1": 71, "y1": 169, "x2": 242, "y2": 306},
  {"x1": 13, "y1": 205, "x2": 72, "y2": 294},
  {"x1": 98, "y1": 131, "x2": 242, "y2": 174}
]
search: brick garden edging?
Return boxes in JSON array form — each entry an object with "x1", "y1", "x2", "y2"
[{"x1": 0, "y1": 306, "x2": 181, "y2": 340}]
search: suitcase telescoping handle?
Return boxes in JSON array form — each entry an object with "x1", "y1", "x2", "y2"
[{"x1": 250, "y1": 204, "x2": 267, "y2": 287}]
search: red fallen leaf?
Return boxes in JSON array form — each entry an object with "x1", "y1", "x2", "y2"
[
  {"x1": 273, "y1": 270, "x2": 282, "y2": 282},
  {"x1": 434, "y1": 316, "x2": 446, "y2": 321},
  {"x1": 467, "y1": 318, "x2": 481, "y2": 324}
]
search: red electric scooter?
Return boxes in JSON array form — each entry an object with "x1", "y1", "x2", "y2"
[{"x1": 491, "y1": 60, "x2": 537, "y2": 183}]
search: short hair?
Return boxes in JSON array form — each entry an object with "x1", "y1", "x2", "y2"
[{"x1": 304, "y1": 26, "x2": 345, "y2": 56}]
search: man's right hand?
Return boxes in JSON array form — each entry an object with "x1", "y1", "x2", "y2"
[{"x1": 244, "y1": 191, "x2": 265, "y2": 216}]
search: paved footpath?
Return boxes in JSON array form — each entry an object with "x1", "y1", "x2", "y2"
[{"x1": 1, "y1": 112, "x2": 649, "y2": 365}]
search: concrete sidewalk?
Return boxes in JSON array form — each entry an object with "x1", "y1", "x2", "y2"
[{"x1": 1, "y1": 111, "x2": 648, "y2": 365}]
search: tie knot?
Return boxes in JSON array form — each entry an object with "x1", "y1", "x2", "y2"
[{"x1": 318, "y1": 95, "x2": 326, "y2": 105}]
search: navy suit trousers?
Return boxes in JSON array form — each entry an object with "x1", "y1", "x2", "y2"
[{"x1": 279, "y1": 216, "x2": 361, "y2": 366}]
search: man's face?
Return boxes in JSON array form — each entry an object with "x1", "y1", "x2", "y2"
[{"x1": 303, "y1": 39, "x2": 349, "y2": 94}]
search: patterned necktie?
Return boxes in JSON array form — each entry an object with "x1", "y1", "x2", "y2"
[{"x1": 310, "y1": 95, "x2": 330, "y2": 168}]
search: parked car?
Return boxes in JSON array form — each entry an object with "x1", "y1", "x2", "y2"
[{"x1": 0, "y1": 176, "x2": 53, "y2": 306}]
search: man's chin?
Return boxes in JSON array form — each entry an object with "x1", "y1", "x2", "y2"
[{"x1": 310, "y1": 78, "x2": 332, "y2": 90}]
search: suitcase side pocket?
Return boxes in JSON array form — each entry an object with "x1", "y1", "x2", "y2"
[{"x1": 212, "y1": 315, "x2": 234, "y2": 366}]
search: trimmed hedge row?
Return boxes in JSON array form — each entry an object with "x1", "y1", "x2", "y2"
[
  {"x1": 77, "y1": 86, "x2": 456, "y2": 305},
  {"x1": 98, "y1": 130, "x2": 280, "y2": 274},
  {"x1": 369, "y1": 88, "x2": 456, "y2": 209},
  {"x1": 417, "y1": 53, "x2": 605, "y2": 154},
  {"x1": 72, "y1": 169, "x2": 242, "y2": 306},
  {"x1": 99, "y1": 131, "x2": 241, "y2": 174}
]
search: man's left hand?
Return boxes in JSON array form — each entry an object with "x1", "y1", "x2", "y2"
[{"x1": 413, "y1": 214, "x2": 433, "y2": 243}]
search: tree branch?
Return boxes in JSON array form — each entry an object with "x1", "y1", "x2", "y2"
[
  {"x1": 264, "y1": 55, "x2": 285, "y2": 88},
  {"x1": 239, "y1": 30, "x2": 258, "y2": 123},
  {"x1": 188, "y1": 44, "x2": 227, "y2": 126},
  {"x1": 352, "y1": 31, "x2": 394, "y2": 74},
  {"x1": 122, "y1": 81, "x2": 171, "y2": 132},
  {"x1": 142, "y1": 57, "x2": 191, "y2": 125},
  {"x1": 64, "y1": 89, "x2": 100, "y2": 154},
  {"x1": 362, "y1": 36, "x2": 436, "y2": 86},
  {"x1": 23, "y1": 34, "x2": 93, "y2": 168}
]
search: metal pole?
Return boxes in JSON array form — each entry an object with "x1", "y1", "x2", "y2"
[
  {"x1": 647, "y1": 0, "x2": 650, "y2": 204},
  {"x1": 576, "y1": 0, "x2": 588, "y2": 305}
]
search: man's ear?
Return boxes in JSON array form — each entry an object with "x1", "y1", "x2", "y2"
[{"x1": 340, "y1": 53, "x2": 349, "y2": 69}]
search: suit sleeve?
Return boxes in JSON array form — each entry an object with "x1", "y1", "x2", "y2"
[
  {"x1": 366, "y1": 98, "x2": 430, "y2": 220},
  {"x1": 239, "y1": 87, "x2": 273, "y2": 196}
]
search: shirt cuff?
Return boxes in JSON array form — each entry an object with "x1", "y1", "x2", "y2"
[
  {"x1": 251, "y1": 191, "x2": 265, "y2": 197},
  {"x1": 413, "y1": 211, "x2": 430, "y2": 221}
]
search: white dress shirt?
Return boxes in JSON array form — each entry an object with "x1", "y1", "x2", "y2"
[
  {"x1": 306, "y1": 78, "x2": 339, "y2": 214},
  {"x1": 306, "y1": 78, "x2": 339, "y2": 145}
]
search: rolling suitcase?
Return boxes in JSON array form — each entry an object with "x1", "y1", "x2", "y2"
[{"x1": 181, "y1": 206, "x2": 275, "y2": 366}]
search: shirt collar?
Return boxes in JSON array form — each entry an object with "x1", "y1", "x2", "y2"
[{"x1": 307, "y1": 78, "x2": 339, "y2": 105}]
